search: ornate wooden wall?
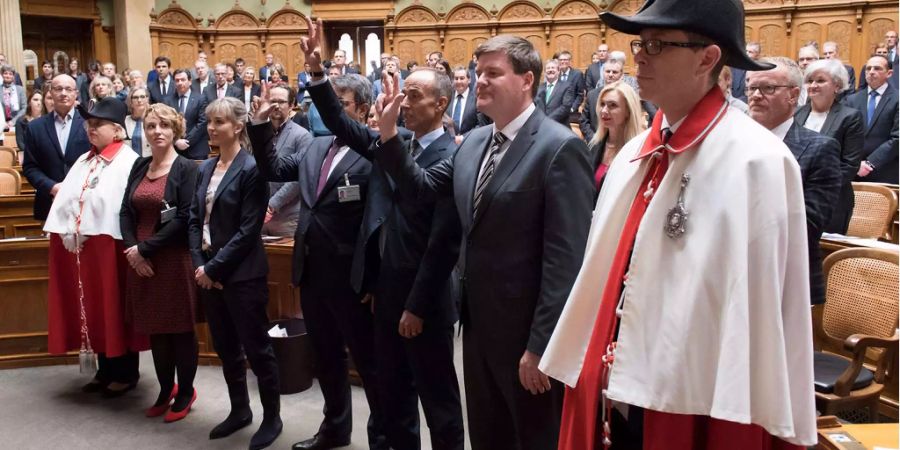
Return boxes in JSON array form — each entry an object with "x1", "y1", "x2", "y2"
[
  {"x1": 149, "y1": 0, "x2": 898, "y2": 79},
  {"x1": 150, "y1": 3, "x2": 308, "y2": 79},
  {"x1": 384, "y1": 0, "x2": 897, "y2": 74}
]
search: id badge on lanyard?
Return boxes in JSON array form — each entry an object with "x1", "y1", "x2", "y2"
[{"x1": 337, "y1": 173, "x2": 361, "y2": 203}]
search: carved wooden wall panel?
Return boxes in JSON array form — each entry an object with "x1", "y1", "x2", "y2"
[{"x1": 148, "y1": 0, "x2": 896, "y2": 85}]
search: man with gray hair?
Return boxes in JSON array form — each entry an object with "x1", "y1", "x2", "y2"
[
  {"x1": 191, "y1": 59, "x2": 211, "y2": 94},
  {"x1": 377, "y1": 33, "x2": 594, "y2": 450},
  {"x1": 204, "y1": 63, "x2": 240, "y2": 103},
  {"x1": 535, "y1": 59, "x2": 575, "y2": 124},
  {"x1": 822, "y1": 41, "x2": 856, "y2": 98},
  {"x1": 128, "y1": 69, "x2": 145, "y2": 89},
  {"x1": 747, "y1": 56, "x2": 841, "y2": 306},
  {"x1": 597, "y1": 51, "x2": 638, "y2": 90},
  {"x1": 249, "y1": 72, "x2": 385, "y2": 450}
]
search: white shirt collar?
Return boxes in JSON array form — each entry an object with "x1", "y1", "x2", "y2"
[
  {"x1": 414, "y1": 126, "x2": 445, "y2": 150},
  {"x1": 869, "y1": 82, "x2": 889, "y2": 96},
  {"x1": 493, "y1": 103, "x2": 535, "y2": 142},
  {"x1": 53, "y1": 108, "x2": 75, "y2": 123},
  {"x1": 660, "y1": 113, "x2": 687, "y2": 133},
  {"x1": 771, "y1": 117, "x2": 794, "y2": 141}
]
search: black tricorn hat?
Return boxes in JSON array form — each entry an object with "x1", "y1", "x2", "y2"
[
  {"x1": 77, "y1": 97, "x2": 127, "y2": 129},
  {"x1": 600, "y1": 0, "x2": 774, "y2": 71}
]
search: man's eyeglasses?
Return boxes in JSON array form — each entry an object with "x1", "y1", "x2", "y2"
[
  {"x1": 51, "y1": 86, "x2": 76, "y2": 93},
  {"x1": 630, "y1": 39, "x2": 709, "y2": 56},
  {"x1": 744, "y1": 85, "x2": 792, "y2": 96}
]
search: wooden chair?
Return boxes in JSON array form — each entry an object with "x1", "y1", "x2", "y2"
[
  {"x1": 0, "y1": 147, "x2": 16, "y2": 168},
  {"x1": 813, "y1": 248, "x2": 899, "y2": 422},
  {"x1": 847, "y1": 182, "x2": 899, "y2": 240},
  {"x1": 0, "y1": 167, "x2": 21, "y2": 195}
]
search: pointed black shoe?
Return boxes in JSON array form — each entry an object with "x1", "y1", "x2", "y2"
[
  {"x1": 209, "y1": 409, "x2": 253, "y2": 439},
  {"x1": 249, "y1": 415, "x2": 282, "y2": 450},
  {"x1": 291, "y1": 435, "x2": 351, "y2": 450}
]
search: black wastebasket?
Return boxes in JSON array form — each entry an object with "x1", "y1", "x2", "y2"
[{"x1": 270, "y1": 318, "x2": 315, "y2": 395}]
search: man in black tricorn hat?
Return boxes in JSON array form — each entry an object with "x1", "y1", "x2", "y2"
[{"x1": 540, "y1": 0, "x2": 817, "y2": 449}]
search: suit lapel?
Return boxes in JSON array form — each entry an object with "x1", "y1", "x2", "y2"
[
  {"x1": 416, "y1": 132, "x2": 452, "y2": 169},
  {"x1": 44, "y1": 114, "x2": 64, "y2": 159},
  {"x1": 320, "y1": 149, "x2": 362, "y2": 198},
  {"x1": 304, "y1": 139, "x2": 329, "y2": 206},
  {"x1": 470, "y1": 111, "x2": 540, "y2": 230},
  {"x1": 197, "y1": 159, "x2": 215, "y2": 218},
  {"x1": 784, "y1": 123, "x2": 810, "y2": 161},
  {"x1": 794, "y1": 106, "x2": 810, "y2": 128},
  {"x1": 869, "y1": 88, "x2": 895, "y2": 132},
  {"x1": 819, "y1": 103, "x2": 840, "y2": 135},
  {"x1": 213, "y1": 150, "x2": 246, "y2": 204}
]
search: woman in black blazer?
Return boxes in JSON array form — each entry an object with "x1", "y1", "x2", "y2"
[
  {"x1": 188, "y1": 97, "x2": 281, "y2": 450},
  {"x1": 795, "y1": 58, "x2": 865, "y2": 233},
  {"x1": 120, "y1": 103, "x2": 199, "y2": 422}
]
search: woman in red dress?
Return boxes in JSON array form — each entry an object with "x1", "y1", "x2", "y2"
[
  {"x1": 120, "y1": 103, "x2": 199, "y2": 422},
  {"x1": 43, "y1": 97, "x2": 149, "y2": 396}
]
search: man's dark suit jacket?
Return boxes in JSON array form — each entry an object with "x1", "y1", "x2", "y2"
[
  {"x1": 307, "y1": 81, "x2": 460, "y2": 325},
  {"x1": 795, "y1": 102, "x2": 864, "y2": 233},
  {"x1": 259, "y1": 65, "x2": 275, "y2": 83},
  {"x1": 249, "y1": 127, "x2": 372, "y2": 287},
  {"x1": 202, "y1": 83, "x2": 241, "y2": 104},
  {"x1": 449, "y1": 90, "x2": 482, "y2": 135},
  {"x1": 375, "y1": 107, "x2": 594, "y2": 357},
  {"x1": 731, "y1": 67, "x2": 748, "y2": 103},
  {"x1": 535, "y1": 80, "x2": 575, "y2": 125},
  {"x1": 843, "y1": 86, "x2": 900, "y2": 183},
  {"x1": 22, "y1": 109, "x2": 90, "y2": 220},
  {"x1": 559, "y1": 68, "x2": 585, "y2": 112},
  {"x1": 187, "y1": 149, "x2": 269, "y2": 284},
  {"x1": 584, "y1": 62, "x2": 603, "y2": 90},
  {"x1": 120, "y1": 156, "x2": 198, "y2": 257},
  {"x1": 148, "y1": 74, "x2": 176, "y2": 105},
  {"x1": 783, "y1": 123, "x2": 842, "y2": 305},
  {"x1": 165, "y1": 92, "x2": 210, "y2": 160}
]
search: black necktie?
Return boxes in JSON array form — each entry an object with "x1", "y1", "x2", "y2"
[{"x1": 409, "y1": 139, "x2": 422, "y2": 158}]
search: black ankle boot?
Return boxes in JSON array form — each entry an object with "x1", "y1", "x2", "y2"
[
  {"x1": 209, "y1": 408, "x2": 253, "y2": 439},
  {"x1": 249, "y1": 415, "x2": 283, "y2": 450}
]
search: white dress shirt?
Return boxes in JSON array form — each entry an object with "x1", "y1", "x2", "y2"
[{"x1": 53, "y1": 108, "x2": 76, "y2": 156}]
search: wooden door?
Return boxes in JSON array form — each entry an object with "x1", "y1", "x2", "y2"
[{"x1": 324, "y1": 21, "x2": 384, "y2": 77}]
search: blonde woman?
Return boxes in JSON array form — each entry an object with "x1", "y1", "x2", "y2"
[
  {"x1": 88, "y1": 75, "x2": 114, "y2": 111},
  {"x1": 124, "y1": 87, "x2": 151, "y2": 156},
  {"x1": 120, "y1": 103, "x2": 199, "y2": 421},
  {"x1": 188, "y1": 97, "x2": 280, "y2": 449},
  {"x1": 587, "y1": 81, "x2": 646, "y2": 190}
]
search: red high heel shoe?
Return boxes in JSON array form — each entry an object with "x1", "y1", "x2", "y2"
[
  {"x1": 145, "y1": 385, "x2": 178, "y2": 418},
  {"x1": 164, "y1": 388, "x2": 197, "y2": 423}
]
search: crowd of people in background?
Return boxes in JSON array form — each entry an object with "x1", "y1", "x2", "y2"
[{"x1": 1, "y1": 2, "x2": 898, "y2": 448}]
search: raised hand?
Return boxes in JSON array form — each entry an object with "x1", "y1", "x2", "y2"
[
  {"x1": 376, "y1": 70, "x2": 404, "y2": 141},
  {"x1": 300, "y1": 16, "x2": 325, "y2": 70}
]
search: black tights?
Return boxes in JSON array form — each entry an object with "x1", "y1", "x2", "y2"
[{"x1": 150, "y1": 332, "x2": 198, "y2": 410}]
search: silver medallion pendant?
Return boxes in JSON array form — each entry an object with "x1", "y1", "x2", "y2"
[{"x1": 664, "y1": 173, "x2": 690, "y2": 239}]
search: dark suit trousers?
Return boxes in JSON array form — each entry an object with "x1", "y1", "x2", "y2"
[
  {"x1": 373, "y1": 310, "x2": 463, "y2": 450},
  {"x1": 202, "y1": 277, "x2": 280, "y2": 408},
  {"x1": 301, "y1": 250, "x2": 387, "y2": 449},
  {"x1": 463, "y1": 329, "x2": 563, "y2": 450}
]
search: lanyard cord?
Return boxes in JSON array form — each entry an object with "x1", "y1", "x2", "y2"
[{"x1": 73, "y1": 153, "x2": 107, "y2": 354}]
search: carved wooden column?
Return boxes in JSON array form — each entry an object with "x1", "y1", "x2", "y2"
[
  {"x1": 0, "y1": 0, "x2": 24, "y2": 73},
  {"x1": 114, "y1": 0, "x2": 154, "y2": 71}
]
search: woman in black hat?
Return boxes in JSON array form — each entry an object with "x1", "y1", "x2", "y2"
[{"x1": 43, "y1": 96, "x2": 149, "y2": 397}]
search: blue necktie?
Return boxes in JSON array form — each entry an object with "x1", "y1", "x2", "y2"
[
  {"x1": 867, "y1": 90, "x2": 879, "y2": 126},
  {"x1": 132, "y1": 120, "x2": 142, "y2": 155},
  {"x1": 452, "y1": 94, "x2": 463, "y2": 130}
]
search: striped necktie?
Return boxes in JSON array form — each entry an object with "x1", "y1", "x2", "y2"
[{"x1": 472, "y1": 132, "x2": 508, "y2": 219}]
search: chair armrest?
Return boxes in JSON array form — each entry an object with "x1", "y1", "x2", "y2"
[{"x1": 833, "y1": 333, "x2": 899, "y2": 394}]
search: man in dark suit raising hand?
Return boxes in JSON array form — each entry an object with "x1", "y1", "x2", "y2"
[{"x1": 375, "y1": 35, "x2": 594, "y2": 450}]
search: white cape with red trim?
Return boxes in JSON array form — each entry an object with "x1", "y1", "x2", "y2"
[
  {"x1": 539, "y1": 110, "x2": 817, "y2": 445},
  {"x1": 43, "y1": 145, "x2": 138, "y2": 239}
]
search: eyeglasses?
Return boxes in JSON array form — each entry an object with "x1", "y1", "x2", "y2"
[
  {"x1": 51, "y1": 86, "x2": 76, "y2": 93},
  {"x1": 744, "y1": 85, "x2": 792, "y2": 96},
  {"x1": 630, "y1": 39, "x2": 709, "y2": 56}
]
